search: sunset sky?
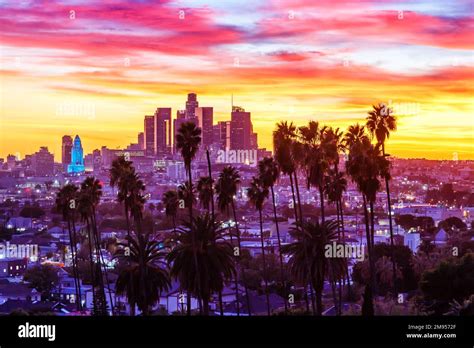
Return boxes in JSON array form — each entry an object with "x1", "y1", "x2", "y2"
[{"x1": 0, "y1": 0, "x2": 473, "y2": 161}]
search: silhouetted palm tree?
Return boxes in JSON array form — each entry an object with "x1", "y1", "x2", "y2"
[
  {"x1": 78, "y1": 177, "x2": 109, "y2": 315},
  {"x1": 366, "y1": 103, "x2": 398, "y2": 295},
  {"x1": 167, "y1": 213, "x2": 235, "y2": 315},
  {"x1": 273, "y1": 121, "x2": 300, "y2": 222},
  {"x1": 163, "y1": 190, "x2": 179, "y2": 231},
  {"x1": 346, "y1": 130, "x2": 390, "y2": 315},
  {"x1": 110, "y1": 156, "x2": 134, "y2": 239},
  {"x1": 197, "y1": 176, "x2": 213, "y2": 211},
  {"x1": 215, "y1": 165, "x2": 250, "y2": 316},
  {"x1": 282, "y1": 219, "x2": 346, "y2": 315},
  {"x1": 247, "y1": 176, "x2": 271, "y2": 315},
  {"x1": 258, "y1": 157, "x2": 288, "y2": 314},
  {"x1": 115, "y1": 233, "x2": 171, "y2": 315},
  {"x1": 55, "y1": 184, "x2": 82, "y2": 311},
  {"x1": 176, "y1": 121, "x2": 202, "y2": 314}
]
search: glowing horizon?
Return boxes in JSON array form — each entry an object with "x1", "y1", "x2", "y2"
[{"x1": 1, "y1": 0, "x2": 473, "y2": 161}]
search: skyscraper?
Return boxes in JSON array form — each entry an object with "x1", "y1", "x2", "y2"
[
  {"x1": 144, "y1": 115, "x2": 155, "y2": 156},
  {"x1": 32, "y1": 146, "x2": 54, "y2": 176},
  {"x1": 62, "y1": 135, "x2": 73, "y2": 170},
  {"x1": 230, "y1": 106, "x2": 254, "y2": 150},
  {"x1": 138, "y1": 132, "x2": 144, "y2": 150},
  {"x1": 67, "y1": 135, "x2": 85, "y2": 174},
  {"x1": 216, "y1": 121, "x2": 231, "y2": 150},
  {"x1": 195, "y1": 107, "x2": 213, "y2": 149},
  {"x1": 155, "y1": 107, "x2": 172, "y2": 156},
  {"x1": 185, "y1": 93, "x2": 198, "y2": 119}
]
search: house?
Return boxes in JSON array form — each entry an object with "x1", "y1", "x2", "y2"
[
  {"x1": 434, "y1": 228, "x2": 448, "y2": 245},
  {"x1": 0, "y1": 280, "x2": 40, "y2": 304},
  {"x1": 0, "y1": 258, "x2": 28, "y2": 278}
]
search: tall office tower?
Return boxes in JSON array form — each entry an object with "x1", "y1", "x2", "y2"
[
  {"x1": 32, "y1": 146, "x2": 54, "y2": 176},
  {"x1": 230, "y1": 106, "x2": 253, "y2": 150},
  {"x1": 67, "y1": 135, "x2": 85, "y2": 174},
  {"x1": 216, "y1": 121, "x2": 231, "y2": 150},
  {"x1": 144, "y1": 115, "x2": 155, "y2": 156},
  {"x1": 62, "y1": 135, "x2": 73, "y2": 170},
  {"x1": 138, "y1": 132, "x2": 144, "y2": 150},
  {"x1": 250, "y1": 132, "x2": 258, "y2": 149},
  {"x1": 155, "y1": 107, "x2": 172, "y2": 156},
  {"x1": 185, "y1": 93, "x2": 198, "y2": 119},
  {"x1": 195, "y1": 107, "x2": 213, "y2": 149}
]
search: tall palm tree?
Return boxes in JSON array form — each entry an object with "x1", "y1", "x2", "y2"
[
  {"x1": 282, "y1": 220, "x2": 346, "y2": 315},
  {"x1": 110, "y1": 156, "x2": 134, "y2": 239},
  {"x1": 78, "y1": 177, "x2": 109, "y2": 315},
  {"x1": 273, "y1": 121, "x2": 300, "y2": 222},
  {"x1": 163, "y1": 190, "x2": 179, "y2": 231},
  {"x1": 175, "y1": 121, "x2": 202, "y2": 314},
  {"x1": 258, "y1": 157, "x2": 288, "y2": 314},
  {"x1": 247, "y1": 176, "x2": 271, "y2": 316},
  {"x1": 115, "y1": 233, "x2": 171, "y2": 315},
  {"x1": 346, "y1": 131, "x2": 390, "y2": 315},
  {"x1": 197, "y1": 176, "x2": 213, "y2": 211},
  {"x1": 167, "y1": 213, "x2": 236, "y2": 315},
  {"x1": 215, "y1": 165, "x2": 250, "y2": 316},
  {"x1": 55, "y1": 184, "x2": 82, "y2": 311},
  {"x1": 366, "y1": 103, "x2": 398, "y2": 295}
]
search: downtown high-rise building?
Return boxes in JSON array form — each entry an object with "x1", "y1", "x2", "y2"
[
  {"x1": 154, "y1": 107, "x2": 172, "y2": 156},
  {"x1": 138, "y1": 132, "x2": 144, "y2": 150},
  {"x1": 32, "y1": 146, "x2": 54, "y2": 176},
  {"x1": 144, "y1": 115, "x2": 155, "y2": 156},
  {"x1": 195, "y1": 106, "x2": 213, "y2": 149},
  {"x1": 185, "y1": 92, "x2": 198, "y2": 119},
  {"x1": 230, "y1": 106, "x2": 255, "y2": 150},
  {"x1": 62, "y1": 135, "x2": 73, "y2": 170},
  {"x1": 215, "y1": 121, "x2": 231, "y2": 150}
]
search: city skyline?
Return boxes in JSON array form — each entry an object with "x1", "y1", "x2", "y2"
[{"x1": 1, "y1": 0, "x2": 473, "y2": 161}]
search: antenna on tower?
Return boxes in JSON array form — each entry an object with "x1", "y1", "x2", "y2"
[{"x1": 231, "y1": 94, "x2": 233, "y2": 111}]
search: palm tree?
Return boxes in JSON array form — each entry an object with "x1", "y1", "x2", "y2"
[
  {"x1": 366, "y1": 103, "x2": 397, "y2": 294},
  {"x1": 175, "y1": 121, "x2": 202, "y2": 314},
  {"x1": 167, "y1": 213, "x2": 236, "y2": 315},
  {"x1": 215, "y1": 165, "x2": 250, "y2": 315},
  {"x1": 55, "y1": 184, "x2": 82, "y2": 311},
  {"x1": 247, "y1": 176, "x2": 271, "y2": 315},
  {"x1": 197, "y1": 176, "x2": 213, "y2": 211},
  {"x1": 163, "y1": 190, "x2": 179, "y2": 231},
  {"x1": 345, "y1": 130, "x2": 390, "y2": 315},
  {"x1": 110, "y1": 156, "x2": 134, "y2": 239},
  {"x1": 282, "y1": 220, "x2": 346, "y2": 315},
  {"x1": 273, "y1": 121, "x2": 300, "y2": 222},
  {"x1": 258, "y1": 157, "x2": 288, "y2": 314},
  {"x1": 115, "y1": 233, "x2": 171, "y2": 315},
  {"x1": 78, "y1": 177, "x2": 109, "y2": 315}
]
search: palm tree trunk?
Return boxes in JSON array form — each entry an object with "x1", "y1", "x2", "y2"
[
  {"x1": 289, "y1": 173, "x2": 299, "y2": 222},
  {"x1": 382, "y1": 144, "x2": 397, "y2": 296},
  {"x1": 187, "y1": 166, "x2": 202, "y2": 315},
  {"x1": 290, "y1": 172, "x2": 313, "y2": 313},
  {"x1": 270, "y1": 185, "x2": 287, "y2": 314},
  {"x1": 231, "y1": 201, "x2": 252, "y2": 316},
  {"x1": 219, "y1": 291, "x2": 224, "y2": 316},
  {"x1": 85, "y1": 218, "x2": 96, "y2": 313},
  {"x1": 319, "y1": 184, "x2": 325, "y2": 223},
  {"x1": 258, "y1": 208, "x2": 271, "y2": 316},
  {"x1": 293, "y1": 172, "x2": 304, "y2": 223},
  {"x1": 66, "y1": 219, "x2": 81, "y2": 311},
  {"x1": 91, "y1": 211, "x2": 108, "y2": 315},
  {"x1": 327, "y1": 261, "x2": 339, "y2": 316},
  {"x1": 71, "y1": 216, "x2": 83, "y2": 310},
  {"x1": 362, "y1": 195, "x2": 375, "y2": 315},
  {"x1": 339, "y1": 198, "x2": 352, "y2": 299}
]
